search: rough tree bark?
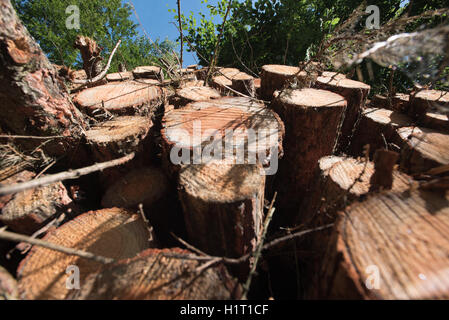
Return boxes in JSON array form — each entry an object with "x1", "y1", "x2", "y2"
[
  {"x1": 271, "y1": 88, "x2": 346, "y2": 226},
  {"x1": 178, "y1": 160, "x2": 265, "y2": 278},
  {"x1": 315, "y1": 75, "x2": 371, "y2": 154},
  {"x1": 0, "y1": 0, "x2": 85, "y2": 156},
  {"x1": 350, "y1": 107, "x2": 412, "y2": 157}
]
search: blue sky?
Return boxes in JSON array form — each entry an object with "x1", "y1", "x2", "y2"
[{"x1": 127, "y1": 0, "x2": 222, "y2": 67}]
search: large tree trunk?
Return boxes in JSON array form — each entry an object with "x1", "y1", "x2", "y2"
[{"x1": 0, "y1": 0, "x2": 85, "y2": 156}]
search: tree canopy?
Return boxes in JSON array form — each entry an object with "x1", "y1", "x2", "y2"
[
  {"x1": 173, "y1": 0, "x2": 448, "y2": 94},
  {"x1": 12, "y1": 0, "x2": 176, "y2": 72}
]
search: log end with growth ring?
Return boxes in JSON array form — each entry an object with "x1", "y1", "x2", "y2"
[
  {"x1": 320, "y1": 189, "x2": 449, "y2": 299},
  {"x1": 17, "y1": 208, "x2": 151, "y2": 300},
  {"x1": 73, "y1": 81, "x2": 163, "y2": 116}
]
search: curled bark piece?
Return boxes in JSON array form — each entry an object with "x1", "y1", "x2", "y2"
[
  {"x1": 67, "y1": 248, "x2": 241, "y2": 300},
  {"x1": 17, "y1": 208, "x2": 151, "y2": 300}
]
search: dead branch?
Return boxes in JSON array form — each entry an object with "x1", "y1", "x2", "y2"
[
  {"x1": 0, "y1": 229, "x2": 114, "y2": 264},
  {"x1": 0, "y1": 153, "x2": 135, "y2": 196},
  {"x1": 72, "y1": 40, "x2": 122, "y2": 85},
  {"x1": 242, "y1": 192, "x2": 277, "y2": 300},
  {"x1": 204, "y1": 0, "x2": 233, "y2": 85},
  {"x1": 177, "y1": 0, "x2": 183, "y2": 67}
]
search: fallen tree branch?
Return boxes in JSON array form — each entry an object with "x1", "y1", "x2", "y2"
[
  {"x1": 0, "y1": 135, "x2": 65, "y2": 140},
  {"x1": 72, "y1": 39, "x2": 122, "y2": 85},
  {"x1": 242, "y1": 192, "x2": 277, "y2": 300},
  {"x1": 0, "y1": 229, "x2": 114, "y2": 264},
  {"x1": 0, "y1": 152, "x2": 135, "y2": 196},
  {"x1": 168, "y1": 223, "x2": 334, "y2": 266}
]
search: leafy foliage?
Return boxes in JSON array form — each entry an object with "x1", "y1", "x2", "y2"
[
  {"x1": 173, "y1": 0, "x2": 448, "y2": 94},
  {"x1": 12, "y1": 0, "x2": 176, "y2": 72}
]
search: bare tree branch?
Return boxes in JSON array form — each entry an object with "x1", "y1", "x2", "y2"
[
  {"x1": 72, "y1": 39, "x2": 122, "y2": 85},
  {"x1": 0, "y1": 153, "x2": 135, "y2": 196}
]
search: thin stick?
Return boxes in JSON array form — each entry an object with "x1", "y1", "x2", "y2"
[
  {"x1": 72, "y1": 40, "x2": 122, "y2": 85},
  {"x1": 242, "y1": 192, "x2": 277, "y2": 300},
  {"x1": 177, "y1": 0, "x2": 183, "y2": 68},
  {"x1": 165, "y1": 224, "x2": 334, "y2": 265},
  {"x1": 0, "y1": 229, "x2": 114, "y2": 264},
  {"x1": 170, "y1": 232, "x2": 208, "y2": 257},
  {"x1": 0, "y1": 135, "x2": 64, "y2": 140},
  {"x1": 204, "y1": 0, "x2": 233, "y2": 86},
  {"x1": 0, "y1": 153, "x2": 135, "y2": 196}
]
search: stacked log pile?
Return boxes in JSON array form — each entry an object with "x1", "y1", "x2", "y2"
[{"x1": 1, "y1": 0, "x2": 449, "y2": 300}]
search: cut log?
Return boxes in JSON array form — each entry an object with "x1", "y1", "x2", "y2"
[
  {"x1": 161, "y1": 97, "x2": 284, "y2": 177},
  {"x1": 231, "y1": 72, "x2": 256, "y2": 97},
  {"x1": 106, "y1": 71, "x2": 133, "y2": 82},
  {"x1": 321, "y1": 71, "x2": 346, "y2": 80},
  {"x1": 260, "y1": 64, "x2": 311, "y2": 100},
  {"x1": 0, "y1": 266, "x2": 18, "y2": 300},
  {"x1": 254, "y1": 78, "x2": 261, "y2": 97},
  {"x1": 0, "y1": 0, "x2": 85, "y2": 156},
  {"x1": 299, "y1": 154, "x2": 410, "y2": 298},
  {"x1": 101, "y1": 166, "x2": 169, "y2": 209},
  {"x1": 73, "y1": 81, "x2": 164, "y2": 116},
  {"x1": 173, "y1": 86, "x2": 221, "y2": 108},
  {"x1": 67, "y1": 248, "x2": 241, "y2": 300},
  {"x1": 178, "y1": 80, "x2": 205, "y2": 88},
  {"x1": 17, "y1": 208, "x2": 151, "y2": 300},
  {"x1": 421, "y1": 112, "x2": 449, "y2": 132},
  {"x1": 302, "y1": 155, "x2": 410, "y2": 226},
  {"x1": 85, "y1": 116, "x2": 153, "y2": 186},
  {"x1": 315, "y1": 76, "x2": 371, "y2": 154},
  {"x1": 132, "y1": 66, "x2": 164, "y2": 81},
  {"x1": 211, "y1": 68, "x2": 241, "y2": 94},
  {"x1": 397, "y1": 126, "x2": 449, "y2": 174},
  {"x1": 271, "y1": 88, "x2": 346, "y2": 224},
  {"x1": 178, "y1": 160, "x2": 265, "y2": 269},
  {"x1": 318, "y1": 189, "x2": 449, "y2": 299},
  {"x1": 0, "y1": 170, "x2": 36, "y2": 210},
  {"x1": 408, "y1": 89, "x2": 449, "y2": 120},
  {"x1": 0, "y1": 181, "x2": 74, "y2": 235},
  {"x1": 370, "y1": 93, "x2": 410, "y2": 112},
  {"x1": 350, "y1": 107, "x2": 412, "y2": 157}
]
